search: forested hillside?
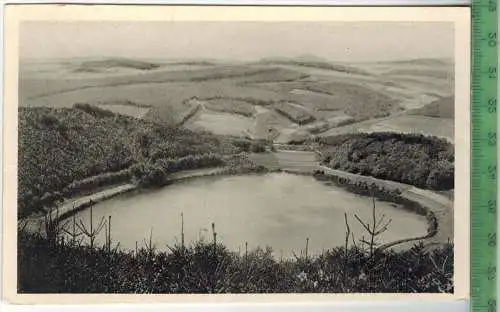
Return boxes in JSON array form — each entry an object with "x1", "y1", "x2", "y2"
[
  {"x1": 317, "y1": 132, "x2": 454, "y2": 190},
  {"x1": 18, "y1": 104, "x2": 249, "y2": 217}
]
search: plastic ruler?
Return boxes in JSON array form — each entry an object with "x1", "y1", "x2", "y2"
[{"x1": 471, "y1": 0, "x2": 499, "y2": 311}]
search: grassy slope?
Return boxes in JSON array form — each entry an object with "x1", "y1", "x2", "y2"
[
  {"x1": 407, "y1": 96, "x2": 454, "y2": 119},
  {"x1": 354, "y1": 58, "x2": 454, "y2": 103},
  {"x1": 317, "y1": 113, "x2": 455, "y2": 143}
]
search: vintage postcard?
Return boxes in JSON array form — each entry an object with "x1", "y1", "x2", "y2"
[{"x1": 2, "y1": 5, "x2": 470, "y2": 304}]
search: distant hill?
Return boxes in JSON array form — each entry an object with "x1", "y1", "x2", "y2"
[
  {"x1": 76, "y1": 58, "x2": 161, "y2": 72},
  {"x1": 384, "y1": 68, "x2": 453, "y2": 80},
  {"x1": 375, "y1": 58, "x2": 454, "y2": 66},
  {"x1": 293, "y1": 54, "x2": 330, "y2": 62},
  {"x1": 407, "y1": 96, "x2": 454, "y2": 118},
  {"x1": 257, "y1": 57, "x2": 372, "y2": 76},
  {"x1": 260, "y1": 55, "x2": 327, "y2": 63}
]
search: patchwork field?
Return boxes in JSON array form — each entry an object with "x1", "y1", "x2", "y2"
[
  {"x1": 20, "y1": 56, "x2": 454, "y2": 142},
  {"x1": 185, "y1": 111, "x2": 255, "y2": 137}
]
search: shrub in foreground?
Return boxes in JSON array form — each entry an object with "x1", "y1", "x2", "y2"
[
  {"x1": 18, "y1": 230, "x2": 453, "y2": 294},
  {"x1": 251, "y1": 142, "x2": 267, "y2": 153}
]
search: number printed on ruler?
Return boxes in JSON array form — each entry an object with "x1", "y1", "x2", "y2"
[{"x1": 472, "y1": 0, "x2": 498, "y2": 311}]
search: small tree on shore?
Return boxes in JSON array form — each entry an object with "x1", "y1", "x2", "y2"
[
  {"x1": 353, "y1": 191, "x2": 392, "y2": 257},
  {"x1": 76, "y1": 202, "x2": 106, "y2": 249},
  {"x1": 61, "y1": 209, "x2": 83, "y2": 246},
  {"x1": 43, "y1": 206, "x2": 61, "y2": 246}
]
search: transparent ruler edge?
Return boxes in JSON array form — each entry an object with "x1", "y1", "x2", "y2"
[
  {"x1": 495, "y1": 0, "x2": 500, "y2": 304},
  {"x1": 497, "y1": 0, "x2": 500, "y2": 304},
  {"x1": 472, "y1": 0, "x2": 498, "y2": 311}
]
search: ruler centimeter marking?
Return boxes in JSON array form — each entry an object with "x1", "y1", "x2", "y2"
[{"x1": 472, "y1": 0, "x2": 498, "y2": 311}]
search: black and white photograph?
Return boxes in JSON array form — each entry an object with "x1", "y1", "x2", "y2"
[{"x1": 3, "y1": 5, "x2": 470, "y2": 300}]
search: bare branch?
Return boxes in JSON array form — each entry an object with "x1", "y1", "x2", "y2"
[
  {"x1": 354, "y1": 214, "x2": 371, "y2": 233},
  {"x1": 344, "y1": 212, "x2": 351, "y2": 251},
  {"x1": 429, "y1": 252, "x2": 440, "y2": 272},
  {"x1": 61, "y1": 227, "x2": 83, "y2": 237},
  {"x1": 77, "y1": 219, "x2": 91, "y2": 236},
  {"x1": 441, "y1": 254, "x2": 449, "y2": 273},
  {"x1": 165, "y1": 244, "x2": 175, "y2": 253},
  {"x1": 375, "y1": 214, "x2": 387, "y2": 228},
  {"x1": 351, "y1": 232, "x2": 357, "y2": 248},
  {"x1": 60, "y1": 219, "x2": 71, "y2": 231},
  {"x1": 112, "y1": 242, "x2": 121, "y2": 253},
  {"x1": 374, "y1": 219, "x2": 392, "y2": 236},
  {"x1": 94, "y1": 216, "x2": 106, "y2": 235},
  {"x1": 360, "y1": 239, "x2": 371, "y2": 245}
]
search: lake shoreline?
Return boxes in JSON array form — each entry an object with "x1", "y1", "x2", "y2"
[
  {"x1": 54, "y1": 171, "x2": 429, "y2": 256},
  {"x1": 20, "y1": 165, "x2": 268, "y2": 235},
  {"x1": 21, "y1": 159, "x2": 450, "y2": 253},
  {"x1": 310, "y1": 167, "x2": 452, "y2": 251}
]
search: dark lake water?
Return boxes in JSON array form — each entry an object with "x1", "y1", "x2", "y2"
[{"x1": 68, "y1": 173, "x2": 427, "y2": 257}]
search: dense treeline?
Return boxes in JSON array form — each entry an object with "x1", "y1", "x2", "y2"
[
  {"x1": 274, "y1": 101, "x2": 316, "y2": 125},
  {"x1": 18, "y1": 105, "x2": 250, "y2": 217},
  {"x1": 317, "y1": 132, "x2": 454, "y2": 190},
  {"x1": 63, "y1": 168, "x2": 133, "y2": 198},
  {"x1": 134, "y1": 153, "x2": 267, "y2": 187},
  {"x1": 18, "y1": 230, "x2": 453, "y2": 293},
  {"x1": 132, "y1": 153, "x2": 226, "y2": 187}
]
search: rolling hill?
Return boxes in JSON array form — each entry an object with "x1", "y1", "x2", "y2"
[
  {"x1": 407, "y1": 96, "x2": 454, "y2": 119},
  {"x1": 20, "y1": 56, "x2": 455, "y2": 143},
  {"x1": 76, "y1": 58, "x2": 162, "y2": 72}
]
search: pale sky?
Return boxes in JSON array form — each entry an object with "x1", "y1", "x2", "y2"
[{"x1": 20, "y1": 21, "x2": 454, "y2": 62}]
